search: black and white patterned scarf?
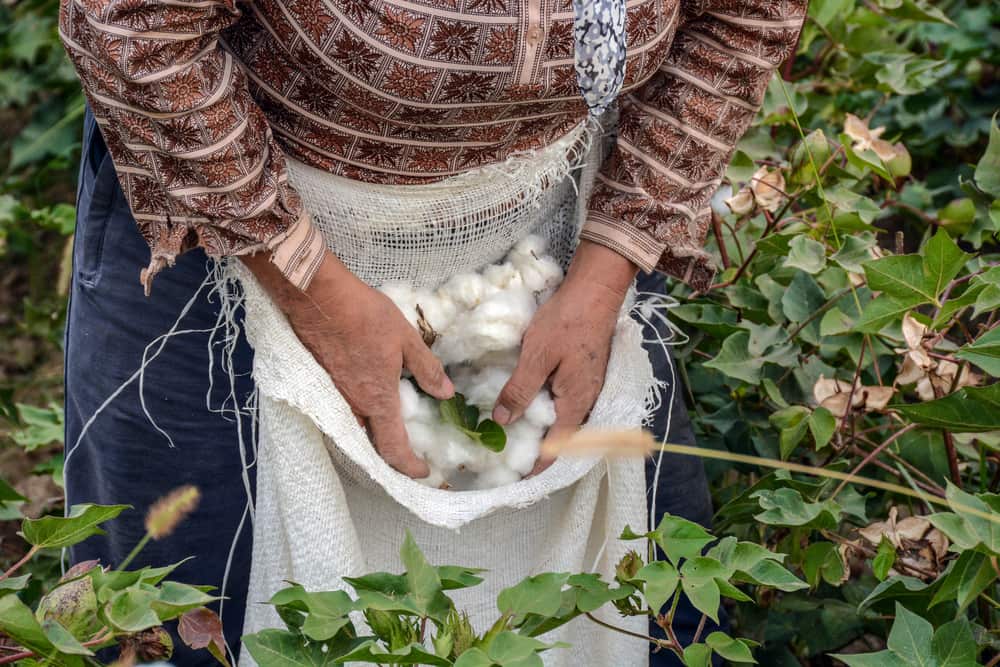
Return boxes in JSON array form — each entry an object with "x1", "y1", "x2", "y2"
[{"x1": 572, "y1": 0, "x2": 627, "y2": 117}]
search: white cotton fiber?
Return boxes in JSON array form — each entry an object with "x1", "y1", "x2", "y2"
[
  {"x1": 523, "y1": 390, "x2": 557, "y2": 429},
  {"x1": 454, "y1": 366, "x2": 509, "y2": 410},
  {"x1": 414, "y1": 292, "x2": 458, "y2": 334},
  {"x1": 393, "y1": 235, "x2": 567, "y2": 490},
  {"x1": 502, "y1": 420, "x2": 544, "y2": 476},
  {"x1": 438, "y1": 272, "x2": 494, "y2": 310},
  {"x1": 483, "y1": 262, "x2": 524, "y2": 291}
]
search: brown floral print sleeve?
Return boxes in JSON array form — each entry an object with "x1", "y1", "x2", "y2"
[
  {"x1": 580, "y1": 0, "x2": 808, "y2": 291},
  {"x1": 59, "y1": 0, "x2": 324, "y2": 293}
]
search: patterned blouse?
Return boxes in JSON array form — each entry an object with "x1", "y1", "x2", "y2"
[{"x1": 59, "y1": 0, "x2": 807, "y2": 293}]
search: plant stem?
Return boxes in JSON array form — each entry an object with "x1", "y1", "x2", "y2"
[
  {"x1": 0, "y1": 545, "x2": 39, "y2": 581},
  {"x1": 116, "y1": 534, "x2": 151, "y2": 571},
  {"x1": 831, "y1": 424, "x2": 918, "y2": 498},
  {"x1": 583, "y1": 612, "x2": 673, "y2": 650},
  {"x1": 0, "y1": 628, "x2": 114, "y2": 665},
  {"x1": 691, "y1": 614, "x2": 708, "y2": 644}
]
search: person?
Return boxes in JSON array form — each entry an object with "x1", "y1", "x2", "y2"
[{"x1": 59, "y1": 0, "x2": 805, "y2": 663}]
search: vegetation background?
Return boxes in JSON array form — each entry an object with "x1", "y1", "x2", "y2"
[{"x1": 1, "y1": 0, "x2": 998, "y2": 664}]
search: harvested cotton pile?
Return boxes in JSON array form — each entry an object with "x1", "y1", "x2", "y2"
[{"x1": 378, "y1": 235, "x2": 563, "y2": 490}]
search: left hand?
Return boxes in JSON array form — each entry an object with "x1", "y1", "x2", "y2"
[{"x1": 492, "y1": 240, "x2": 638, "y2": 465}]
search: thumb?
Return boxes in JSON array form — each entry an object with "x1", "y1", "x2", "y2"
[
  {"x1": 493, "y1": 350, "x2": 551, "y2": 426},
  {"x1": 403, "y1": 338, "x2": 454, "y2": 400}
]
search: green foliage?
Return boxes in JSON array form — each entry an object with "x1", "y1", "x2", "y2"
[
  {"x1": 246, "y1": 519, "x2": 803, "y2": 666},
  {"x1": 0, "y1": 493, "x2": 228, "y2": 667},
  {"x1": 438, "y1": 393, "x2": 507, "y2": 452}
]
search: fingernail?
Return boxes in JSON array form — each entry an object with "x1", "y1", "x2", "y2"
[
  {"x1": 441, "y1": 377, "x2": 455, "y2": 397},
  {"x1": 494, "y1": 405, "x2": 511, "y2": 425}
]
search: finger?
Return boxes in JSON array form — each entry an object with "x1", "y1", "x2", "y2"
[
  {"x1": 493, "y1": 346, "x2": 553, "y2": 426},
  {"x1": 367, "y1": 401, "x2": 430, "y2": 478},
  {"x1": 550, "y1": 363, "x2": 602, "y2": 429},
  {"x1": 403, "y1": 337, "x2": 454, "y2": 400}
]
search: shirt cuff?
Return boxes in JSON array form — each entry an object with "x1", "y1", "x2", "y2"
[
  {"x1": 580, "y1": 212, "x2": 666, "y2": 275},
  {"x1": 266, "y1": 211, "x2": 326, "y2": 291}
]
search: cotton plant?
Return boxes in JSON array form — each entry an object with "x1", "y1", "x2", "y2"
[{"x1": 378, "y1": 235, "x2": 563, "y2": 489}]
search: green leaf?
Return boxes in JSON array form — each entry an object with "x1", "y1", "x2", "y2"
[
  {"x1": 703, "y1": 331, "x2": 761, "y2": 384},
  {"x1": 105, "y1": 587, "x2": 162, "y2": 632},
  {"x1": 803, "y1": 542, "x2": 847, "y2": 588},
  {"x1": 0, "y1": 593, "x2": 56, "y2": 656},
  {"x1": 928, "y1": 483, "x2": 1000, "y2": 554},
  {"x1": 769, "y1": 406, "x2": 810, "y2": 460},
  {"x1": 498, "y1": 573, "x2": 569, "y2": 618},
  {"x1": 855, "y1": 296, "x2": 920, "y2": 333},
  {"x1": 930, "y1": 617, "x2": 979, "y2": 667},
  {"x1": 487, "y1": 631, "x2": 555, "y2": 662},
  {"x1": 682, "y1": 643, "x2": 713, "y2": 667},
  {"x1": 335, "y1": 640, "x2": 453, "y2": 665},
  {"x1": 929, "y1": 550, "x2": 997, "y2": 612},
  {"x1": 41, "y1": 619, "x2": 94, "y2": 656},
  {"x1": 634, "y1": 561, "x2": 678, "y2": 612},
  {"x1": 439, "y1": 394, "x2": 507, "y2": 452},
  {"x1": 151, "y1": 581, "x2": 219, "y2": 620},
  {"x1": 400, "y1": 532, "x2": 445, "y2": 620},
  {"x1": 21, "y1": 503, "x2": 130, "y2": 548},
  {"x1": 784, "y1": 237, "x2": 827, "y2": 274},
  {"x1": 809, "y1": 407, "x2": 837, "y2": 449},
  {"x1": 974, "y1": 114, "x2": 1000, "y2": 198},
  {"x1": 752, "y1": 488, "x2": 841, "y2": 529},
  {"x1": 891, "y1": 383, "x2": 1000, "y2": 432},
  {"x1": 872, "y1": 537, "x2": 896, "y2": 581},
  {"x1": 476, "y1": 420, "x2": 507, "y2": 453},
  {"x1": 832, "y1": 650, "x2": 907, "y2": 667},
  {"x1": 0, "y1": 574, "x2": 31, "y2": 593},
  {"x1": 648, "y1": 514, "x2": 715, "y2": 566},
  {"x1": 680, "y1": 558, "x2": 726, "y2": 623},
  {"x1": 922, "y1": 229, "x2": 971, "y2": 299},
  {"x1": 705, "y1": 632, "x2": 756, "y2": 664},
  {"x1": 0, "y1": 477, "x2": 26, "y2": 504},
  {"x1": 242, "y1": 629, "x2": 350, "y2": 667},
  {"x1": 886, "y1": 603, "x2": 934, "y2": 666},
  {"x1": 11, "y1": 404, "x2": 64, "y2": 451},
  {"x1": 863, "y1": 255, "x2": 936, "y2": 304},
  {"x1": 956, "y1": 326, "x2": 1000, "y2": 376}
]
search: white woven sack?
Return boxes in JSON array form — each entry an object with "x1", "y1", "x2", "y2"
[{"x1": 237, "y1": 120, "x2": 654, "y2": 666}]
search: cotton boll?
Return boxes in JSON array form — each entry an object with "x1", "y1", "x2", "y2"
[
  {"x1": 398, "y1": 379, "x2": 423, "y2": 421},
  {"x1": 472, "y1": 349, "x2": 521, "y2": 372},
  {"x1": 522, "y1": 255, "x2": 563, "y2": 293},
  {"x1": 470, "y1": 464, "x2": 522, "y2": 490},
  {"x1": 522, "y1": 389, "x2": 556, "y2": 429},
  {"x1": 413, "y1": 291, "x2": 458, "y2": 333},
  {"x1": 483, "y1": 262, "x2": 524, "y2": 291},
  {"x1": 438, "y1": 272, "x2": 493, "y2": 310},
  {"x1": 507, "y1": 235, "x2": 548, "y2": 264},
  {"x1": 466, "y1": 288, "x2": 536, "y2": 342},
  {"x1": 404, "y1": 420, "x2": 442, "y2": 461},
  {"x1": 454, "y1": 366, "x2": 510, "y2": 410},
  {"x1": 502, "y1": 420, "x2": 543, "y2": 476},
  {"x1": 422, "y1": 424, "x2": 491, "y2": 475}
]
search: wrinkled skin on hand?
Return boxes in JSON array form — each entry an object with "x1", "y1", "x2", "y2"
[
  {"x1": 242, "y1": 250, "x2": 454, "y2": 478},
  {"x1": 492, "y1": 240, "x2": 638, "y2": 472}
]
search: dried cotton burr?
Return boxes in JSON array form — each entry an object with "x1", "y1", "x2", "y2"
[{"x1": 377, "y1": 235, "x2": 564, "y2": 490}]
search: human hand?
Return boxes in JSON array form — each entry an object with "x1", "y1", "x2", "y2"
[
  {"x1": 492, "y1": 240, "x2": 638, "y2": 468},
  {"x1": 241, "y1": 249, "x2": 453, "y2": 478}
]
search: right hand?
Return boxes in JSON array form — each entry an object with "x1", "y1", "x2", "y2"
[{"x1": 241, "y1": 249, "x2": 453, "y2": 478}]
